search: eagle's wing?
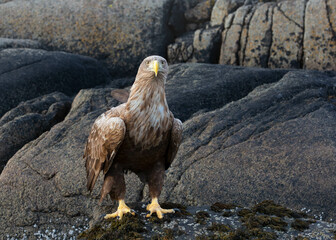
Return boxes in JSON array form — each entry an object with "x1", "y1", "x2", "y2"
[
  {"x1": 84, "y1": 105, "x2": 126, "y2": 192},
  {"x1": 165, "y1": 118, "x2": 183, "y2": 170}
]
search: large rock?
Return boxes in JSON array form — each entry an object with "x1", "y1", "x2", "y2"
[
  {"x1": 0, "y1": 48, "x2": 111, "y2": 117},
  {"x1": 162, "y1": 70, "x2": 336, "y2": 221},
  {"x1": 0, "y1": 92, "x2": 71, "y2": 174},
  {"x1": 0, "y1": 64, "x2": 291, "y2": 237},
  {"x1": 0, "y1": 0, "x2": 174, "y2": 75}
]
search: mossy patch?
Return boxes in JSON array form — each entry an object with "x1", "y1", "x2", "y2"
[
  {"x1": 252, "y1": 200, "x2": 308, "y2": 218},
  {"x1": 242, "y1": 214, "x2": 287, "y2": 232},
  {"x1": 210, "y1": 202, "x2": 237, "y2": 212},
  {"x1": 78, "y1": 213, "x2": 146, "y2": 240}
]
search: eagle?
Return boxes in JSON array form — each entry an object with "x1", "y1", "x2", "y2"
[{"x1": 84, "y1": 56, "x2": 183, "y2": 219}]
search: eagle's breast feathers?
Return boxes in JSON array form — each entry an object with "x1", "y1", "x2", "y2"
[{"x1": 126, "y1": 79, "x2": 172, "y2": 150}]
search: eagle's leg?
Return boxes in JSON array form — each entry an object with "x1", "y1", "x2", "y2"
[
  {"x1": 101, "y1": 164, "x2": 135, "y2": 220},
  {"x1": 146, "y1": 164, "x2": 175, "y2": 219}
]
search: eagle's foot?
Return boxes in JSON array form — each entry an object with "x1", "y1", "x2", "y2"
[
  {"x1": 104, "y1": 199, "x2": 135, "y2": 220},
  {"x1": 146, "y1": 198, "x2": 175, "y2": 219}
]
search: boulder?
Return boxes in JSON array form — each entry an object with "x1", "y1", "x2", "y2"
[
  {"x1": 0, "y1": 64, "x2": 291, "y2": 237},
  {"x1": 0, "y1": 0, "x2": 174, "y2": 75},
  {"x1": 0, "y1": 92, "x2": 71, "y2": 174},
  {"x1": 162, "y1": 70, "x2": 336, "y2": 221},
  {"x1": 0, "y1": 48, "x2": 111, "y2": 117}
]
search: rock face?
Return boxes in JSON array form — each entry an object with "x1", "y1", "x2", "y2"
[
  {"x1": 0, "y1": 64, "x2": 292, "y2": 238},
  {"x1": 162, "y1": 70, "x2": 336, "y2": 221},
  {"x1": 0, "y1": 92, "x2": 71, "y2": 174},
  {"x1": 218, "y1": 0, "x2": 336, "y2": 71},
  {"x1": 0, "y1": 0, "x2": 174, "y2": 75},
  {"x1": 0, "y1": 48, "x2": 111, "y2": 117}
]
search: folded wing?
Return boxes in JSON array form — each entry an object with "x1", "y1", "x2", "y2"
[{"x1": 84, "y1": 107, "x2": 126, "y2": 192}]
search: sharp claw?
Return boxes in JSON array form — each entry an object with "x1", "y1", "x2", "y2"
[{"x1": 173, "y1": 208, "x2": 179, "y2": 212}]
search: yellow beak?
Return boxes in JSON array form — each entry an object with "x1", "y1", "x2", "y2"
[{"x1": 153, "y1": 60, "x2": 159, "y2": 77}]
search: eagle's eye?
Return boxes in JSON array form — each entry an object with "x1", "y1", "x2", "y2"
[
  {"x1": 146, "y1": 60, "x2": 150, "y2": 65},
  {"x1": 161, "y1": 60, "x2": 165, "y2": 65}
]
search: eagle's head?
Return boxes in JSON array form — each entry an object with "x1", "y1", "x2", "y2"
[{"x1": 138, "y1": 55, "x2": 169, "y2": 79}]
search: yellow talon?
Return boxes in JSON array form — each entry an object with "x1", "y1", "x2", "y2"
[
  {"x1": 146, "y1": 198, "x2": 175, "y2": 219},
  {"x1": 104, "y1": 199, "x2": 135, "y2": 220}
]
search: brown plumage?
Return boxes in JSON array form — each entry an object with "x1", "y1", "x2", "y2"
[{"x1": 84, "y1": 56, "x2": 183, "y2": 219}]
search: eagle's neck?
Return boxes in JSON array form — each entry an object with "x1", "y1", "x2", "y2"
[{"x1": 126, "y1": 75, "x2": 171, "y2": 149}]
